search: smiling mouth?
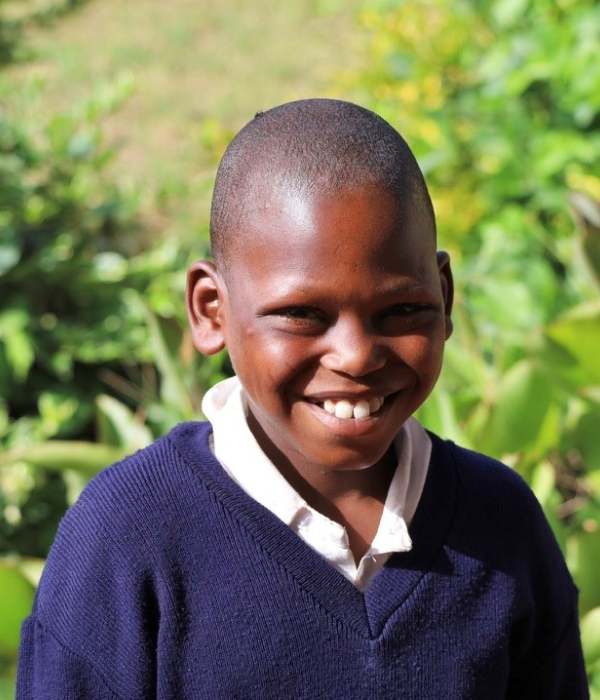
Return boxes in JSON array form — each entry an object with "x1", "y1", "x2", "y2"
[{"x1": 316, "y1": 397, "x2": 385, "y2": 420}]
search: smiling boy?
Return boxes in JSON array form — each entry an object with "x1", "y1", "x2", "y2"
[{"x1": 17, "y1": 100, "x2": 588, "y2": 699}]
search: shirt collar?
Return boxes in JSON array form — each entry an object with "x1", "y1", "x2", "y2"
[{"x1": 202, "y1": 376, "x2": 304, "y2": 526}]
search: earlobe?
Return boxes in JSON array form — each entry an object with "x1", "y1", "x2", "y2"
[
  {"x1": 186, "y1": 260, "x2": 227, "y2": 355},
  {"x1": 436, "y1": 251, "x2": 454, "y2": 340}
]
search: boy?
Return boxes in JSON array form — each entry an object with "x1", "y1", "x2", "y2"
[{"x1": 17, "y1": 99, "x2": 588, "y2": 699}]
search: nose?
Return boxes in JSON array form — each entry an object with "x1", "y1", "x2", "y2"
[{"x1": 320, "y1": 317, "x2": 386, "y2": 377}]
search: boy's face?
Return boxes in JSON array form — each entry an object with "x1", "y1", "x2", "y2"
[{"x1": 192, "y1": 184, "x2": 452, "y2": 478}]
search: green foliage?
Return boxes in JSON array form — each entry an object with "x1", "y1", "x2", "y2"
[
  {"x1": 0, "y1": 68, "x2": 221, "y2": 562},
  {"x1": 1, "y1": 108, "x2": 117, "y2": 448},
  {"x1": 0, "y1": 559, "x2": 36, "y2": 699},
  {"x1": 1, "y1": 73, "x2": 139, "y2": 446},
  {"x1": 351, "y1": 0, "x2": 600, "y2": 250},
  {"x1": 0, "y1": 561, "x2": 35, "y2": 659},
  {"x1": 346, "y1": 0, "x2": 600, "y2": 688},
  {"x1": 0, "y1": 60, "x2": 227, "y2": 563},
  {"x1": 583, "y1": 607, "x2": 600, "y2": 693}
]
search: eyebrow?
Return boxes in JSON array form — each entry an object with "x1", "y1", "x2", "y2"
[
  {"x1": 258, "y1": 278, "x2": 437, "y2": 304},
  {"x1": 376, "y1": 277, "x2": 435, "y2": 291}
]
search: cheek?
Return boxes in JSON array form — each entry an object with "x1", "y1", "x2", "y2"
[
  {"x1": 401, "y1": 332, "x2": 446, "y2": 377},
  {"x1": 231, "y1": 335, "x2": 314, "y2": 399},
  {"x1": 258, "y1": 336, "x2": 317, "y2": 377}
]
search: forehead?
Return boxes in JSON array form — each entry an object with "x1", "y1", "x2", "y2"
[{"x1": 226, "y1": 184, "x2": 436, "y2": 284}]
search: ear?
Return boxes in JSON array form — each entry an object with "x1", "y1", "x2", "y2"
[
  {"x1": 437, "y1": 251, "x2": 454, "y2": 340},
  {"x1": 186, "y1": 260, "x2": 227, "y2": 355}
]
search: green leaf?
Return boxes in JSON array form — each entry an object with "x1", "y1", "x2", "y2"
[
  {"x1": 0, "y1": 238, "x2": 20, "y2": 277},
  {"x1": 591, "y1": 674, "x2": 600, "y2": 700},
  {"x1": 0, "y1": 673, "x2": 16, "y2": 700},
  {"x1": 0, "y1": 561, "x2": 35, "y2": 660},
  {"x1": 91, "y1": 252, "x2": 128, "y2": 282},
  {"x1": 0, "y1": 309, "x2": 33, "y2": 383},
  {"x1": 569, "y1": 191, "x2": 600, "y2": 290},
  {"x1": 416, "y1": 382, "x2": 471, "y2": 448},
  {"x1": 581, "y1": 606, "x2": 600, "y2": 670},
  {"x1": 95, "y1": 395, "x2": 153, "y2": 449},
  {"x1": 547, "y1": 302, "x2": 600, "y2": 385},
  {"x1": 491, "y1": 0, "x2": 530, "y2": 28},
  {"x1": 37, "y1": 392, "x2": 80, "y2": 439},
  {"x1": 0, "y1": 441, "x2": 128, "y2": 474},
  {"x1": 13, "y1": 558, "x2": 45, "y2": 589},
  {"x1": 481, "y1": 360, "x2": 555, "y2": 457},
  {"x1": 573, "y1": 407, "x2": 600, "y2": 474},
  {"x1": 567, "y1": 528, "x2": 600, "y2": 615},
  {"x1": 144, "y1": 306, "x2": 194, "y2": 418}
]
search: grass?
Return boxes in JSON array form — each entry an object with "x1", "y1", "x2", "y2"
[{"x1": 2, "y1": 0, "x2": 365, "y2": 240}]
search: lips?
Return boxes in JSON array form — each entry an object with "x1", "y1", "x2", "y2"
[{"x1": 320, "y1": 397, "x2": 385, "y2": 419}]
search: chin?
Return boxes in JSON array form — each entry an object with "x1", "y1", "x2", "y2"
[{"x1": 312, "y1": 444, "x2": 393, "y2": 472}]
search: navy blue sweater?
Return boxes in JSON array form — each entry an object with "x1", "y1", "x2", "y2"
[{"x1": 17, "y1": 422, "x2": 588, "y2": 699}]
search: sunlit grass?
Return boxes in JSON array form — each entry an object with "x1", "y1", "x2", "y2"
[{"x1": 3, "y1": 0, "x2": 364, "y2": 241}]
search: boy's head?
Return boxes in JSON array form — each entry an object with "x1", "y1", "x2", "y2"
[
  {"x1": 187, "y1": 99, "x2": 453, "y2": 479},
  {"x1": 209, "y1": 99, "x2": 436, "y2": 276}
]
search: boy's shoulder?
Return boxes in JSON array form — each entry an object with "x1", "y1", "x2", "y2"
[
  {"x1": 78, "y1": 421, "x2": 215, "y2": 508},
  {"x1": 429, "y1": 431, "x2": 543, "y2": 515},
  {"x1": 34, "y1": 422, "x2": 218, "y2": 619},
  {"x1": 48, "y1": 421, "x2": 218, "y2": 560},
  {"x1": 26, "y1": 421, "x2": 216, "y2": 700},
  {"x1": 425, "y1": 432, "x2": 573, "y2": 587}
]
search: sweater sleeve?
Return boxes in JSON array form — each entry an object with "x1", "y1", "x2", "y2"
[
  {"x1": 505, "y1": 611, "x2": 589, "y2": 700},
  {"x1": 17, "y1": 616, "x2": 127, "y2": 700},
  {"x1": 448, "y1": 440, "x2": 590, "y2": 699},
  {"x1": 499, "y1": 471, "x2": 589, "y2": 699},
  {"x1": 508, "y1": 498, "x2": 589, "y2": 699},
  {"x1": 15, "y1": 454, "x2": 170, "y2": 700},
  {"x1": 505, "y1": 533, "x2": 589, "y2": 700}
]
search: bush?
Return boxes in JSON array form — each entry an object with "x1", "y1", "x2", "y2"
[{"x1": 0, "y1": 68, "x2": 225, "y2": 546}]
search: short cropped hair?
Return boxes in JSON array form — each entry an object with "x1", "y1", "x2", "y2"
[{"x1": 210, "y1": 99, "x2": 435, "y2": 269}]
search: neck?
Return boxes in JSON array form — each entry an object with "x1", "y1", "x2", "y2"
[
  {"x1": 246, "y1": 411, "x2": 397, "y2": 562},
  {"x1": 283, "y1": 453, "x2": 396, "y2": 564}
]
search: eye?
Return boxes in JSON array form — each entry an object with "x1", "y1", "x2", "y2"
[
  {"x1": 265, "y1": 305, "x2": 329, "y2": 335},
  {"x1": 274, "y1": 306, "x2": 326, "y2": 322},
  {"x1": 378, "y1": 303, "x2": 437, "y2": 331},
  {"x1": 383, "y1": 303, "x2": 430, "y2": 317}
]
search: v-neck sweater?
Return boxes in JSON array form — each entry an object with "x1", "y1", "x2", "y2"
[{"x1": 17, "y1": 421, "x2": 588, "y2": 700}]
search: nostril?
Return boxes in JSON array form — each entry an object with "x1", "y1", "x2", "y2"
[
  {"x1": 321, "y1": 320, "x2": 386, "y2": 377},
  {"x1": 322, "y1": 345, "x2": 385, "y2": 377}
]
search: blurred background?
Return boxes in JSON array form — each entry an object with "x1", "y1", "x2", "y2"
[{"x1": 1, "y1": 0, "x2": 600, "y2": 696}]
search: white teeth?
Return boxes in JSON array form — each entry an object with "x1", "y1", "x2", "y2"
[
  {"x1": 353, "y1": 400, "x2": 370, "y2": 419},
  {"x1": 369, "y1": 397, "x2": 382, "y2": 412},
  {"x1": 321, "y1": 397, "x2": 385, "y2": 419},
  {"x1": 334, "y1": 400, "x2": 354, "y2": 419}
]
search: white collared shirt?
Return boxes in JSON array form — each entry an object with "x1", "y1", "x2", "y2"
[{"x1": 202, "y1": 376, "x2": 431, "y2": 590}]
